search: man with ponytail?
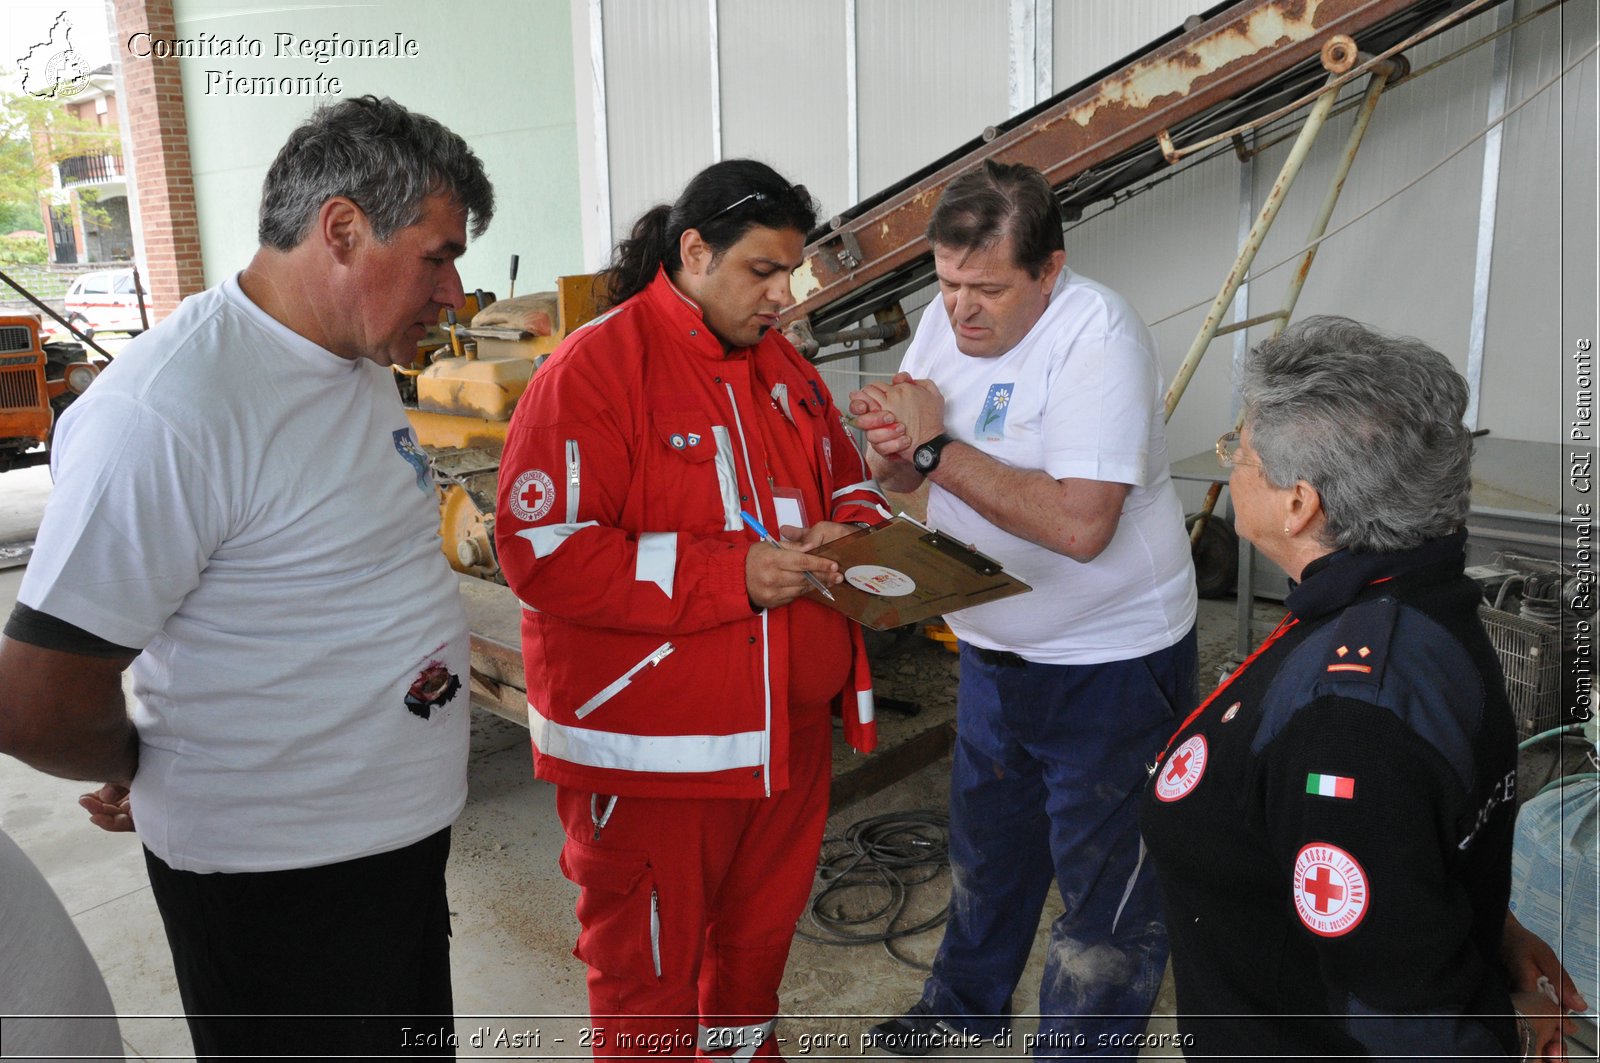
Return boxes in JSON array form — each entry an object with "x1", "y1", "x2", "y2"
[{"x1": 496, "y1": 160, "x2": 888, "y2": 1058}]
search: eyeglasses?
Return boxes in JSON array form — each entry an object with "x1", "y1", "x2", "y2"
[
  {"x1": 1215, "y1": 429, "x2": 1260, "y2": 469},
  {"x1": 694, "y1": 191, "x2": 766, "y2": 230}
]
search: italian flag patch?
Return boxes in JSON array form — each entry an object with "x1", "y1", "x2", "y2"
[{"x1": 1306, "y1": 772, "x2": 1355, "y2": 799}]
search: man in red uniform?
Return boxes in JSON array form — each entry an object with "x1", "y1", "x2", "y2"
[{"x1": 495, "y1": 159, "x2": 887, "y2": 1059}]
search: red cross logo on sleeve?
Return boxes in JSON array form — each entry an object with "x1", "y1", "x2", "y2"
[
  {"x1": 1292, "y1": 843, "x2": 1369, "y2": 936},
  {"x1": 1154, "y1": 735, "x2": 1207, "y2": 802},
  {"x1": 508, "y1": 468, "x2": 556, "y2": 522}
]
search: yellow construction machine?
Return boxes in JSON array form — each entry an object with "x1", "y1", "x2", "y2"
[{"x1": 399, "y1": 274, "x2": 602, "y2": 582}]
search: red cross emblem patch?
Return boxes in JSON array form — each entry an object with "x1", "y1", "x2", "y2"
[
  {"x1": 1154, "y1": 735, "x2": 1207, "y2": 802},
  {"x1": 508, "y1": 468, "x2": 556, "y2": 522},
  {"x1": 1292, "y1": 842, "x2": 1369, "y2": 937}
]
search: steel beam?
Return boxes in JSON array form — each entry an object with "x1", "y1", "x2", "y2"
[{"x1": 785, "y1": 0, "x2": 1506, "y2": 340}]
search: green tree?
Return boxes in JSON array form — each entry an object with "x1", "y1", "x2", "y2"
[
  {"x1": 0, "y1": 66, "x2": 119, "y2": 234},
  {"x1": 0, "y1": 135, "x2": 45, "y2": 233}
]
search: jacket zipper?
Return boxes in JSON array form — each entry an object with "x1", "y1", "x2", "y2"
[
  {"x1": 573, "y1": 642, "x2": 676, "y2": 719},
  {"x1": 650, "y1": 888, "x2": 662, "y2": 978},
  {"x1": 565, "y1": 438, "x2": 581, "y2": 522}
]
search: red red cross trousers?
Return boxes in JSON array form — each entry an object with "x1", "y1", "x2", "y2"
[{"x1": 1292, "y1": 843, "x2": 1370, "y2": 937}]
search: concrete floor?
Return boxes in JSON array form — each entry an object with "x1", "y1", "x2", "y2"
[{"x1": 0, "y1": 465, "x2": 1285, "y2": 1060}]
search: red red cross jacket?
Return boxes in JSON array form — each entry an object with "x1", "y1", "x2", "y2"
[{"x1": 495, "y1": 269, "x2": 887, "y2": 799}]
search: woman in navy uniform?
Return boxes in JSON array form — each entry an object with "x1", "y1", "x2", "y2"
[{"x1": 1140, "y1": 317, "x2": 1582, "y2": 1060}]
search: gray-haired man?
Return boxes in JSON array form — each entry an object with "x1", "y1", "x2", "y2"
[{"x1": 0, "y1": 95, "x2": 493, "y2": 1058}]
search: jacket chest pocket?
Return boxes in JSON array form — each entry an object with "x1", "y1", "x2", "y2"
[{"x1": 650, "y1": 412, "x2": 742, "y2": 532}]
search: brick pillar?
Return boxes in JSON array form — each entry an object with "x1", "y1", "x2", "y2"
[{"x1": 112, "y1": 0, "x2": 205, "y2": 322}]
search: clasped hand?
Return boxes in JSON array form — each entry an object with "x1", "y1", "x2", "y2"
[{"x1": 847, "y1": 373, "x2": 946, "y2": 460}]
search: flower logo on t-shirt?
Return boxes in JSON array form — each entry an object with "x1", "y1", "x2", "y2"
[
  {"x1": 392, "y1": 428, "x2": 432, "y2": 495},
  {"x1": 975, "y1": 383, "x2": 1014, "y2": 441}
]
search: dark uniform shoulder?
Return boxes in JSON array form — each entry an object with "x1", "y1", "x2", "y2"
[{"x1": 1253, "y1": 597, "x2": 1484, "y2": 789}]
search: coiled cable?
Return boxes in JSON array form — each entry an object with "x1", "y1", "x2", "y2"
[{"x1": 798, "y1": 810, "x2": 951, "y2": 969}]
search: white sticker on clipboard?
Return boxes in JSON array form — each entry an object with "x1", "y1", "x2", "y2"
[{"x1": 845, "y1": 565, "x2": 917, "y2": 597}]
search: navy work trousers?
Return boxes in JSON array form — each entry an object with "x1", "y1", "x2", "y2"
[{"x1": 920, "y1": 631, "x2": 1196, "y2": 1058}]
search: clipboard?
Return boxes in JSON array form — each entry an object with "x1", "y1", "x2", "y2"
[{"x1": 804, "y1": 514, "x2": 1031, "y2": 630}]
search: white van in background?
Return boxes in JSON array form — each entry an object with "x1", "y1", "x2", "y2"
[{"x1": 64, "y1": 269, "x2": 150, "y2": 339}]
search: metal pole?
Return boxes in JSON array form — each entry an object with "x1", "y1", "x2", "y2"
[
  {"x1": 132, "y1": 264, "x2": 151, "y2": 332},
  {"x1": 1188, "y1": 59, "x2": 1398, "y2": 657},
  {"x1": 1232, "y1": 125, "x2": 1258, "y2": 659},
  {"x1": 1273, "y1": 59, "x2": 1399, "y2": 332},
  {"x1": 1202, "y1": 57, "x2": 1398, "y2": 469},
  {"x1": 1163, "y1": 74, "x2": 1342, "y2": 422},
  {"x1": 1465, "y1": 2, "x2": 1516, "y2": 429},
  {"x1": 1219, "y1": 62, "x2": 1396, "y2": 656}
]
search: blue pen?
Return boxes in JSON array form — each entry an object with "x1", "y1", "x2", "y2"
[{"x1": 739, "y1": 510, "x2": 836, "y2": 601}]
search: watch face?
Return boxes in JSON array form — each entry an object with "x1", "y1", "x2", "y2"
[{"x1": 914, "y1": 443, "x2": 935, "y2": 470}]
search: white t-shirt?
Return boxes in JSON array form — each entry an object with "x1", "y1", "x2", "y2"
[
  {"x1": 20, "y1": 275, "x2": 470, "y2": 873},
  {"x1": 902, "y1": 267, "x2": 1196, "y2": 664}
]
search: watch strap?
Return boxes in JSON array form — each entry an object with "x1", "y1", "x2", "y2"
[{"x1": 914, "y1": 433, "x2": 954, "y2": 474}]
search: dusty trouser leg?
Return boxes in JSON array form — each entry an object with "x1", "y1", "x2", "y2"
[
  {"x1": 916, "y1": 647, "x2": 1056, "y2": 1040},
  {"x1": 696, "y1": 718, "x2": 833, "y2": 1060},
  {"x1": 1030, "y1": 629, "x2": 1197, "y2": 1058}
]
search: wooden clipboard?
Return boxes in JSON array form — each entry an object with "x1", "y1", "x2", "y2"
[{"x1": 804, "y1": 514, "x2": 1031, "y2": 630}]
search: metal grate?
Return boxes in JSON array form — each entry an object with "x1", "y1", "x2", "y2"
[
  {"x1": 0, "y1": 368, "x2": 40, "y2": 411},
  {"x1": 0, "y1": 326, "x2": 31, "y2": 355},
  {"x1": 1480, "y1": 604, "x2": 1564, "y2": 740}
]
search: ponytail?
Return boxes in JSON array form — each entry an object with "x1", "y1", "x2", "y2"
[
  {"x1": 598, "y1": 204, "x2": 673, "y2": 309},
  {"x1": 595, "y1": 159, "x2": 819, "y2": 311}
]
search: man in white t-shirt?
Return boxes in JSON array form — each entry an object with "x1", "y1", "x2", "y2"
[
  {"x1": 0, "y1": 96, "x2": 494, "y2": 1059},
  {"x1": 851, "y1": 161, "x2": 1197, "y2": 1057}
]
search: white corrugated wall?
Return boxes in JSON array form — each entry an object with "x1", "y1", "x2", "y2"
[{"x1": 575, "y1": 0, "x2": 1597, "y2": 477}]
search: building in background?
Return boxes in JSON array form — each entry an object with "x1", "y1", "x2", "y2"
[
  {"x1": 38, "y1": 65, "x2": 133, "y2": 265},
  {"x1": 93, "y1": 0, "x2": 1597, "y2": 457},
  {"x1": 102, "y1": 0, "x2": 583, "y2": 324}
]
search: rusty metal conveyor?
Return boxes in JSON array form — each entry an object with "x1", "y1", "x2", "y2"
[{"x1": 783, "y1": 0, "x2": 1510, "y2": 360}]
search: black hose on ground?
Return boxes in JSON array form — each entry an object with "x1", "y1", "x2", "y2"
[{"x1": 798, "y1": 810, "x2": 951, "y2": 970}]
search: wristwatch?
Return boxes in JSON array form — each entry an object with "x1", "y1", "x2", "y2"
[{"x1": 911, "y1": 433, "x2": 954, "y2": 475}]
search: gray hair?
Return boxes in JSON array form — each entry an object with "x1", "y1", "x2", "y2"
[
  {"x1": 258, "y1": 95, "x2": 494, "y2": 251},
  {"x1": 1240, "y1": 316, "x2": 1472, "y2": 553}
]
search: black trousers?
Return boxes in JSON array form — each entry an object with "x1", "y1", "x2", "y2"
[{"x1": 143, "y1": 826, "x2": 455, "y2": 1060}]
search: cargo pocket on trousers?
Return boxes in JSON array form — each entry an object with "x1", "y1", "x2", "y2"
[{"x1": 558, "y1": 834, "x2": 661, "y2": 982}]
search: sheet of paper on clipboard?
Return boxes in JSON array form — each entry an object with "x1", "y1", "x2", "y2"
[{"x1": 804, "y1": 514, "x2": 1031, "y2": 630}]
